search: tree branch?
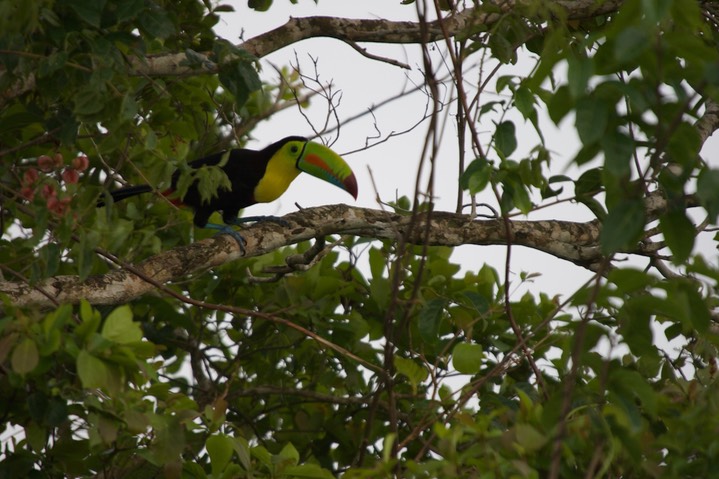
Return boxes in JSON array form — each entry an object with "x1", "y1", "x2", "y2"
[
  {"x1": 0, "y1": 1, "x2": 624, "y2": 107},
  {"x1": 0, "y1": 194, "x2": 685, "y2": 309}
]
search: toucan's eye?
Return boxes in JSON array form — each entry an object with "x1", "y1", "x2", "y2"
[{"x1": 290, "y1": 144, "x2": 299, "y2": 154}]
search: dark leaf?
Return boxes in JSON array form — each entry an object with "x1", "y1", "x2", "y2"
[
  {"x1": 614, "y1": 26, "x2": 651, "y2": 64},
  {"x1": 697, "y1": 168, "x2": 719, "y2": 221},
  {"x1": 139, "y1": 3, "x2": 175, "y2": 39},
  {"x1": 418, "y1": 298, "x2": 444, "y2": 344},
  {"x1": 219, "y1": 60, "x2": 262, "y2": 107},
  {"x1": 601, "y1": 130, "x2": 634, "y2": 177},
  {"x1": 575, "y1": 96, "x2": 608, "y2": 145},
  {"x1": 600, "y1": 198, "x2": 646, "y2": 254},
  {"x1": 64, "y1": 0, "x2": 107, "y2": 27},
  {"x1": 659, "y1": 209, "x2": 695, "y2": 263},
  {"x1": 248, "y1": 0, "x2": 273, "y2": 11},
  {"x1": 494, "y1": 120, "x2": 517, "y2": 158},
  {"x1": 460, "y1": 158, "x2": 492, "y2": 194}
]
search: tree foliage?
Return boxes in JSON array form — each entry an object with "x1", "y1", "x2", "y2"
[{"x1": 1, "y1": 0, "x2": 719, "y2": 478}]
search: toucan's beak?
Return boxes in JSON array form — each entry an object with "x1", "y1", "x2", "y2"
[{"x1": 297, "y1": 142, "x2": 358, "y2": 199}]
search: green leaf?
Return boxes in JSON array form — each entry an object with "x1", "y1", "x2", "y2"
[
  {"x1": 574, "y1": 168, "x2": 603, "y2": 197},
  {"x1": 281, "y1": 464, "x2": 334, "y2": 479},
  {"x1": 150, "y1": 415, "x2": 185, "y2": 463},
  {"x1": 248, "y1": 0, "x2": 273, "y2": 11},
  {"x1": 139, "y1": 3, "x2": 175, "y2": 39},
  {"x1": 368, "y1": 247, "x2": 386, "y2": 280},
  {"x1": 463, "y1": 291, "x2": 490, "y2": 314},
  {"x1": 600, "y1": 199, "x2": 646, "y2": 254},
  {"x1": 73, "y1": 89, "x2": 106, "y2": 116},
  {"x1": 610, "y1": 369, "x2": 657, "y2": 417},
  {"x1": 394, "y1": 356, "x2": 428, "y2": 394},
  {"x1": 577, "y1": 196, "x2": 607, "y2": 220},
  {"x1": 488, "y1": 29, "x2": 514, "y2": 63},
  {"x1": 667, "y1": 122, "x2": 701, "y2": 170},
  {"x1": 515, "y1": 423, "x2": 547, "y2": 452},
  {"x1": 697, "y1": 168, "x2": 719, "y2": 222},
  {"x1": 44, "y1": 397, "x2": 69, "y2": 427},
  {"x1": 547, "y1": 85, "x2": 572, "y2": 124},
  {"x1": 77, "y1": 350, "x2": 110, "y2": 389},
  {"x1": 660, "y1": 210, "x2": 695, "y2": 263},
  {"x1": 514, "y1": 86, "x2": 535, "y2": 119},
  {"x1": 120, "y1": 94, "x2": 138, "y2": 120},
  {"x1": 64, "y1": 0, "x2": 107, "y2": 27},
  {"x1": 503, "y1": 178, "x2": 532, "y2": 214},
  {"x1": 618, "y1": 296, "x2": 655, "y2": 356},
  {"x1": 418, "y1": 298, "x2": 444, "y2": 344},
  {"x1": 251, "y1": 445, "x2": 273, "y2": 468},
  {"x1": 460, "y1": 158, "x2": 492, "y2": 195},
  {"x1": 278, "y1": 442, "x2": 300, "y2": 465},
  {"x1": 615, "y1": 26, "x2": 651, "y2": 64},
  {"x1": 601, "y1": 130, "x2": 634, "y2": 177},
  {"x1": 219, "y1": 60, "x2": 262, "y2": 108},
  {"x1": 494, "y1": 120, "x2": 517, "y2": 157},
  {"x1": 575, "y1": 96, "x2": 608, "y2": 145},
  {"x1": 567, "y1": 54, "x2": 593, "y2": 98},
  {"x1": 115, "y1": 0, "x2": 145, "y2": 22},
  {"x1": 206, "y1": 434, "x2": 234, "y2": 476},
  {"x1": 25, "y1": 422, "x2": 47, "y2": 453},
  {"x1": 608, "y1": 268, "x2": 655, "y2": 294},
  {"x1": 684, "y1": 283, "x2": 711, "y2": 333},
  {"x1": 452, "y1": 343, "x2": 483, "y2": 374},
  {"x1": 11, "y1": 338, "x2": 39, "y2": 375},
  {"x1": 76, "y1": 301, "x2": 101, "y2": 342},
  {"x1": 232, "y1": 436, "x2": 252, "y2": 471},
  {"x1": 101, "y1": 305, "x2": 142, "y2": 344}
]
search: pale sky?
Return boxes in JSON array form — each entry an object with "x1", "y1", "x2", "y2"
[{"x1": 215, "y1": 1, "x2": 718, "y2": 311}]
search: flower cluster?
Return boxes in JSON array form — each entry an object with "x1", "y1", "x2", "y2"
[{"x1": 21, "y1": 153, "x2": 90, "y2": 216}]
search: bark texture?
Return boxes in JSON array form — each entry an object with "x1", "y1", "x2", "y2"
[{"x1": 0, "y1": 195, "x2": 680, "y2": 309}]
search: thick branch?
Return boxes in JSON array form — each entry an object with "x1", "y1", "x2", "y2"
[
  {"x1": 0, "y1": 1, "x2": 623, "y2": 106},
  {"x1": 0, "y1": 204, "x2": 615, "y2": 309},
  {"x1": 241, "y1": 0, "x2": 623, "y2": 58},
  {"x1": 132, "y1": 0, "x2": 623, "y2": 75},
  {"x1": 696, "y1": 98, "x2": 719, "y2": 144}
]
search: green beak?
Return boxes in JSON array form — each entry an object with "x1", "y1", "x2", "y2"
[{"x1": 296, "y1": 142, "x2": 358, "y2": 199}]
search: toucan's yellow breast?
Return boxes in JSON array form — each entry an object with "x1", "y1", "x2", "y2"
[{"x1": 253, "y1": 154, "x2": 301, "y2": 203}]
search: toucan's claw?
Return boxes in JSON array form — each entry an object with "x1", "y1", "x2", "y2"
[
  {"x1": 221, "y1": 228, "x2": 247, "y2": 255},
  {"x1": 205, "y1": 223, "x2": 247, "y2": 254}
]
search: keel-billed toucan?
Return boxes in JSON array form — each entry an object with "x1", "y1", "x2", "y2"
[{"x1": 98, "y1": 136, "x2": 357, "y2": 245}]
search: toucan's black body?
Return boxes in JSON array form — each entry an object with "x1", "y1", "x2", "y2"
[
  {"x1": 98, "y1": 136, "x2": 307, "y2": 229},
  {"x1": 98, "y1": 136, "x2": 357, "y2": 249},
  {"x1": 173, "y1": 137, "x2": 304, "y2": 228}
]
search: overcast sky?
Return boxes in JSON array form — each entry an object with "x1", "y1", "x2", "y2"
[{"x1": 214, "y1": 2, "x2": 718, "y2": 315}]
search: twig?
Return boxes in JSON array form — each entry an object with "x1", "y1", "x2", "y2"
[{"x1": 346, "y1": 40, "x2": 411, "y2": 69}]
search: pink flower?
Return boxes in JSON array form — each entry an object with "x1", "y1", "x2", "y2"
[
  {"x1": 47, "y1": 196, "x2": 71, "y2": 216},
  {"x1": 41, "y1": 184, "x2": 56, "y2": 199},
  {"x1": 21, "y1": 186, "x2": 35, "y2": 201},
  {"x1": 23, "y1": 168, "x2": 39, "y2": 186},
  {"x1": 72, "y1": 155, "x2": 89, "y2": 172},
  {"x1": 38, "y1": 155, "x2": 54, "y2": 172},
  {"x1": 62, "y1": 168, "x2": 80, "y2": 184}
]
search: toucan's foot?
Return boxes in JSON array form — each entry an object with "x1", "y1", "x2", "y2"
[
  {"x1": 204, "y1": 223, "x2": 247, "y2": 254},
  {"x1": 230, "y1": 215, "x2": 290, "y2": 227},
  {"x1": 220, "y1": 228, "x2": 247, "y2": 254}
]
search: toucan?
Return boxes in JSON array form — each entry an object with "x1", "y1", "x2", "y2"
[{"x1": 98, "y1": 136, "x2": 358, "y2": 247}]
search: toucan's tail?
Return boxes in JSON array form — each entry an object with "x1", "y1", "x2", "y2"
[{"x1": 97, "y1": 185, "x2": 153, "y2": 207}]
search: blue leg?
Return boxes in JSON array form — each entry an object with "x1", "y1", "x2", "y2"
[{"x1": 204, "y1": 223, "x2": 246, "y2": 253}]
